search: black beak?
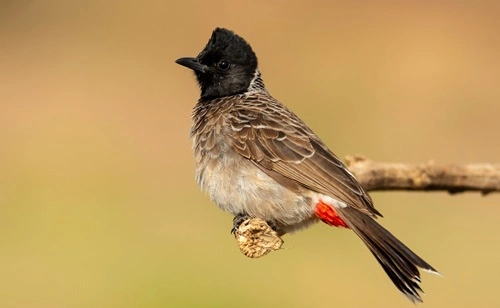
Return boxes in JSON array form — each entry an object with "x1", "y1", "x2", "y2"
[{"x1": 175, "y1": 57, "x2": 209, "y2": 73}]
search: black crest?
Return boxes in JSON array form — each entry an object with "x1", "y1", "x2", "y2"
[{"x1": 176, "y1": 28, "x2": 259, "y2": 99}]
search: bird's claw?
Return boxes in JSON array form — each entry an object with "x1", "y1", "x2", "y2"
[{"x1": 231, "y1": 213, "x2": 250, "y2": 234}]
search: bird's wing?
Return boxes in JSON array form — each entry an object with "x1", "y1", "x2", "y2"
[{"x1": 227, "y1": 93, "x2": 381, "y2": 218}]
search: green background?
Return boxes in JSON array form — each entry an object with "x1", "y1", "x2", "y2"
[{"x1": 1, "y1": 1, "x2": 499, "y2": 307}]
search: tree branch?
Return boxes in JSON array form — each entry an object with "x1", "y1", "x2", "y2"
[
  {"x1": 234, "y1": 156, "x2": 500, "y2": 258},
  {"x1": 345, "y1": 155, "x2": 500, "y2": 195}
]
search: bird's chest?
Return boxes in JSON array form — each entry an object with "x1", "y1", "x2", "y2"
[{"x1": 192, "y1": 121, "x2": 259, "y2": 213}]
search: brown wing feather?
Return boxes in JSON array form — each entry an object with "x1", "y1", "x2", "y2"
[{"x1": 227, "y1": 93, "x2": 381, "y2": 218}]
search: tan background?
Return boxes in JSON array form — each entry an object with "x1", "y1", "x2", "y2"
[{"x1": 1, "y1": 1, "x2": 499, "y2": 307}]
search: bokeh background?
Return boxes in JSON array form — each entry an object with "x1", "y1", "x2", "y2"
[{"x1": 1, "y1": 1, "x2": 499, "y2": 307}]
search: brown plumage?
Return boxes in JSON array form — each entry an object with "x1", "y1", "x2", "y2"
[{"x1": 177, "y1": 27, "x2": 439, "y2": 303}]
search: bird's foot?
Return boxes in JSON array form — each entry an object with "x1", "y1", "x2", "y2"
[
  {"x1": 231, "y1": 213, "x2": 251, "y2": 234},
  {"x1": 231, "y1": 214, "x2": 281, "y2": 235},
  {"x1": 265, "y1": 220, "x2": 280, "y2": 233}
]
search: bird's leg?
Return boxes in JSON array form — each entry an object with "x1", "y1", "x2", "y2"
[
  {"x1": 231, "y1": 213, "x2": 282, "y2": 235},
  {"x1": 265, "y1": 220, "x2": 280, "y2": 233},
  {"x1": 231, "y1": 213, "x2": 250, "y2": 234}
]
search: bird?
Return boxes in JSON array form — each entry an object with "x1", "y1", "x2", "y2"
[{"x1": 176, "y1": 27, "x2": 439, "y2": 303}]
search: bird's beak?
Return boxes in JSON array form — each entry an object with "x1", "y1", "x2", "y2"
[{"x1": 175, "y1": 57, "x2": 209, "y2": 73}]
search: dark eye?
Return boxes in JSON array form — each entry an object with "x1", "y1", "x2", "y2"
[{"x1": 217, "y1": 60, "x2": 230, "y2": 71}]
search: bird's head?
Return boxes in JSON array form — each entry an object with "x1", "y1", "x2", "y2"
[{"x1": 176, "y1": 28, "x2": 259, "y2": 99}]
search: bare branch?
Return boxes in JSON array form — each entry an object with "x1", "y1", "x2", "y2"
[
  {"x1": 234, "y1": 156, "x2": 500, "y2": 257},
  {"x1": 345, "y1": 155, "x2": 500, "y2": 195}
]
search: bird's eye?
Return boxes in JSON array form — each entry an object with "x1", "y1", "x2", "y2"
[{"x1": 217, "y1": 60, "x2": 230, "y2": 71}]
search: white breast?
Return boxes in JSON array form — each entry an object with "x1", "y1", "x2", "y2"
[{"x1": 194, "y1": 139, "x2": 315, "y2": 230}]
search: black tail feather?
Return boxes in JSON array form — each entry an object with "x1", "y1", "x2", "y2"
[{"x1": 337, "y1": 207, "x2": 439, "y2": 303}]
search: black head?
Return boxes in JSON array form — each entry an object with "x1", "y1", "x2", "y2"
[{"x1": 176, "y1": 28, "x2": 258, "y2": 99}]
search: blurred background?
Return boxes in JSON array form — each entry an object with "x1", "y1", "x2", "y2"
[{"x1": 1, "y1": 1, "x2": 499, "y2": 307}]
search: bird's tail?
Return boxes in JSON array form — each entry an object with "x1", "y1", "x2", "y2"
[{"x1": 336, "y1": 207, "x2": 440, "y2": 303}]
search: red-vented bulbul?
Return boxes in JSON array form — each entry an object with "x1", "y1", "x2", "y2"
[{"x1": 176, "y1": 28, "x2": 439, "y2": 303}]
